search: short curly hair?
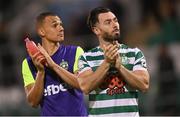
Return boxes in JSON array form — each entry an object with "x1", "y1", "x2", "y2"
[{"x1": 87, "y1": 7, "x2": 111, "y2": 30}]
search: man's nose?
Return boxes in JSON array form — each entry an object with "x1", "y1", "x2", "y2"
[
  {"x1": 112, "y1": 21, "x2": 118, "y2": 29},
  {"x1": 58, "y1": 26, "x2": 64, "y2": 32}
]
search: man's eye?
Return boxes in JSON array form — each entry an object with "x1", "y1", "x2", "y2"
[
  {"x1": 105, "y1": 21, "x2": 110, "y2": 25},
  {"x1": 53, "y1": 24, "x2": 57, "y2": 27},
  {"x1": 60, "y1": 23, "x2": 63, "y2": 26}
]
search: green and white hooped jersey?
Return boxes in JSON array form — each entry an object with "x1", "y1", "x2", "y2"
[{"x1": 78, "y1": 44, "x2": 147, "y2": 117}]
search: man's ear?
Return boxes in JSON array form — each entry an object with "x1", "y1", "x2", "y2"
[
  {"x1": 37, "y1": 28, "x2": 45, "y2": 37},
  {"x1": 92, "y1": 27, "x2": 100, "y2": 35}
]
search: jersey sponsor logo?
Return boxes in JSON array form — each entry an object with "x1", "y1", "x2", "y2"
[
  {"x1": 60, "y1": 59, "x2": 68, "y2": 70},
  {"x1": 99, "y1": 68, "x2": 126, "y2": 95},
  {"x1": 44, "y1": 83, "x2": 72, "y2": 96},
  {"x1": 106, "y1": 76, "x2": 126, "y2": 95}
]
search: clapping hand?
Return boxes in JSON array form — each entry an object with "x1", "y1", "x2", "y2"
[
  {"x1": 113, "y1": 41, "x2": 122, "y2": 70},
  {"x1": 102, "y1": 42, "x2": 119, "y2": 64},
  {"x1": 28, "y1": 49, "x2": 45, "y2": 72},
  {"x1": 37, "y1": 44, "x2": 56, "y2": 69}
]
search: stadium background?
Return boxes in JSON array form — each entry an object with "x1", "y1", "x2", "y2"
[{"x1": 0, "y1": 0, "x2": 180, "y2": 115}]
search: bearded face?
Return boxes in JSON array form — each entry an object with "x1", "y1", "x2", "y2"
[
  {"x1": 102, "y1": 30, "x2": 120, "y2": 42},
  {"x1": 95, "y1": 12, "x2": 121, "y2": 43}
]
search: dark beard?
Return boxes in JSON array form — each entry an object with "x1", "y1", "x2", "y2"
[{"x1": 103, "y1": 32, "x2": 120, "y2": 43}]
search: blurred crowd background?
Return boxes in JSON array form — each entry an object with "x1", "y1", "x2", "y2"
[{"x1": 0, "y1": 0, "x2": 180, "y2": 115}]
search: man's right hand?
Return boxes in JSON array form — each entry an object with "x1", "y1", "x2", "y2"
[
  {"x1": 37, "y1": 44, "x2": 56, "y2": 69},
  {"x1": 103, "y1": 44, "x2": 119, "y2": 64},
  {"x1": 28, "y1": 49, "x2": 45, "y2": 72}
]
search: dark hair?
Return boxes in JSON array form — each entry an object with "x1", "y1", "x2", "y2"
[
  {"x1": 87, "y1": 7, "x2": 111, "y2": 30},
  {"x1": 36, "y1": 12, "x2": 58, "y2": 27}
]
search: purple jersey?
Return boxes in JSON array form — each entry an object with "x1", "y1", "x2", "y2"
[{"x1": 26, "y1": 45, "x2": 87, "y2": 116}]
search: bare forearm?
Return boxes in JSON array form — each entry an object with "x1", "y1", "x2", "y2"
[
  {"x1": 119, "y1": 65, "x2": 149, "y2": 92},
  {"x1": 79, "y1": 61, "x2": 110, "y2": 94},
  {"x1": 52, "y1": 64, "x2": 80, "y2": 89},
  {"x1": 26, "y1": 71, "x2": 45, "y2": 107}
]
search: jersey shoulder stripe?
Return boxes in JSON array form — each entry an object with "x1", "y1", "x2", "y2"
[{"x1": 22, "y1": 58, "x2": 35, "y2": 87}]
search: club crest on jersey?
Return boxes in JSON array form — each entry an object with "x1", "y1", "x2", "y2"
[
  {"x1": 141, "y1": 59, "x2": 147, "y2": 68},
  {"x1": 60, "y1": 59, "x2": 68, "y2": 70},
  {"x1": 121, "y1": 54, "x2": 129, "y2": 65},
  {"x1": 78, "y1": 60, "x2": 84, "y2": 71}
]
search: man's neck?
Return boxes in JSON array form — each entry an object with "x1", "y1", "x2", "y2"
[
  {"x1": 42, "y1": 39, "x2": 60, "y2": 56},
  {"x1": 99, "y1": 37, "x2": 115, "y2": 49}
]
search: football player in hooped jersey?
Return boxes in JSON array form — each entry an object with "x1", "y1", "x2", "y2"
[
  {"x1": 77, "y1": 7, "x2": 150, "y2": 116},
  {"x1": 22, "y1": 12, "x2": 87, "y2": 116}
]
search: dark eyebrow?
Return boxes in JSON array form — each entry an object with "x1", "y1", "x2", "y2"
[
  {"x1": 52, "y1": 21, "x2": 56, "y2": 23},
  {"x1": 113, "y1": 17, "x2": 117, "y2": 20},
  {"x1": 104, "y1": 19, "x2": 111, "y2": 23},
  {"x1": 104, "y1": 16, "x2": 117, "y2": 23},
  {"x1": 51, "y1": 20, "x2": 62, "y2": 25},
  {"x1": 51, "y1": 20, "x2": 61, "y2": 24}
]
